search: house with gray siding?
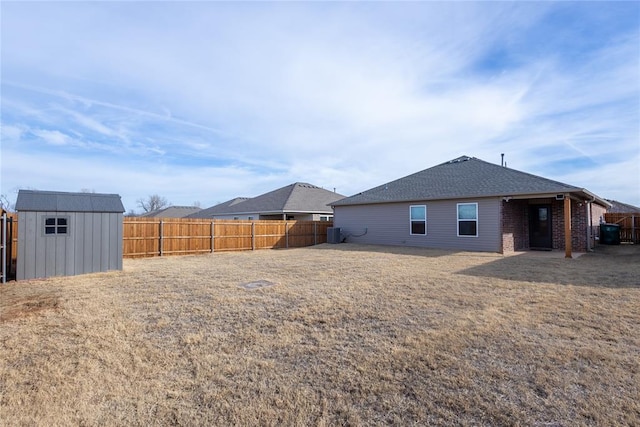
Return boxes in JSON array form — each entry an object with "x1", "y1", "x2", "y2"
[
  {"x1": 189, "y1": 183, "x2": 345, "y2": 221},
  {"x1": 331, "y1": 156, "x2": 610, "y2": 255},
  {"x1": 140, "y1": 205, "x2": 202, "y2": 218},
  {"x1": 15, "y1": 190, "x2": 125, "y2": 280}
]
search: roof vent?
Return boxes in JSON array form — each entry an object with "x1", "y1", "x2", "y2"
[{"x1": 448, "y1": 156, "x2": 472, "y2": 164}]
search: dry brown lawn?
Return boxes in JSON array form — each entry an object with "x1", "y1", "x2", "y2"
[{"x1": 1, "y1": 243, "x2": 639, "y2": 426}]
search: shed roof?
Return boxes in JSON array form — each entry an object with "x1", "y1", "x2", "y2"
[
  {"x1": 332, "y1": 156, "x2": 609, "y2": 207},
  {"x1": 16, "y1": 190, "x2": 125, "y2": 213}
]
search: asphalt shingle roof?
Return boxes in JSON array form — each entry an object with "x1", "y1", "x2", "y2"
[
  {"x1": 605, "y1": 200, "x2": 640, "y2": 213},
  {"x1": 186, "y1": 197, "x2": 251, "y2": 218},
  {"x1": 140, "y1": 206, "x2": 202, "y2": 218},
  {"x1": 15, "y1": 190, "x2": 125, "y2": 213},
  {"x1": 188, "y1": 183, "x2": 345, "y2": 218},
  {"x1": 332, "y1": 156, "x2": 602, "y2": 206}
]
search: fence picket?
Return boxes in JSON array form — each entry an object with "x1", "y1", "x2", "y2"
[
  {"x1": 122, "y1": 218, "x2": 332, "y2": 258},
  {"x1": 603, "y1": 213, "x2": 640, "y2": 244}
]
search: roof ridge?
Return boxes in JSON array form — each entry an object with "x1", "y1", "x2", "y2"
[
  {"x1": 470, "y1": 157, "x2": 581, "y2": 191},
  {"x1": 332, "y1": 155, "x2": 600, "y2": 207},
  {"x1": 17, "y1": 189, "x2": 121, "y2": 197},
  {"x1": 282, "y1": 183, "x2": 302, "y2": 210}
]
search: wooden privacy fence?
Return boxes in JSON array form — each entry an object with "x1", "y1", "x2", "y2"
[
  {"x1": 604, "y1": 213, "x2": 640, "y2": 244},
  {"x1": 0, "y1": 211, "x2": 18, "y2": 282},
  {"x1": 123, "y1": 218, "x2": 334, "y2": 258}
]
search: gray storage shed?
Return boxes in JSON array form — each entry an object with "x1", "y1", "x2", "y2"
[{"x1": 15, "y1": 190, "x2": 125, "y2": 280}]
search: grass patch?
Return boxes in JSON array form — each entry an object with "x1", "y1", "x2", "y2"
[{"x1": 1, "y1": 244, "x2": 639, "y2": 425}]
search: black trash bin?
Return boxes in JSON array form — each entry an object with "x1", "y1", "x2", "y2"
[{"x1": 600, "y1": 223, "x2": 621, "y2": 245}]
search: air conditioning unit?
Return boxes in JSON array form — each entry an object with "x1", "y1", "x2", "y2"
[
  {"x1": 555, "y1": 194, "x2": 565, "y2": 200},
  {"x1": 327, "y1": 227, "x2": 341, "y2": 244}
]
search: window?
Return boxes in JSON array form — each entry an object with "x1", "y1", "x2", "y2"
[
  {"x1": 410, "y1": 205, "x2": 426, "y2": 235},
  {"x1": 44, "y1": 216, "x2": 69, "y2": 235},
  {"x1": 319, "y1": 216, "x2": 332, "y2": 222},
  {"x1": 457, "y1": 203, "x2": 478, "y2": 237}
]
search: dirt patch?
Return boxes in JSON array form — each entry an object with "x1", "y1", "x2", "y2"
[
  {"x1": 238, "y1": 280, "x2": 278, "y2": 290},
  {"x1": 0, "y1": 295, "x2": 60, "y2": 322}
]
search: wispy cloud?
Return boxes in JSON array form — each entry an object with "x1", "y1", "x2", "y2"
[{"x1": 1, "y1": 1, "x2": 638, "y2": 210}]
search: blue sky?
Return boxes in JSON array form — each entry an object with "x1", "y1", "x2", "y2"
[{"x1": 2, "y1": 1, "x2": 639, "y2": 212}]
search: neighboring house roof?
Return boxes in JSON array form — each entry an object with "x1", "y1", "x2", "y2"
[
  {"x1": 15, "y1": 190, "x2": 125, "y2": 213},
  {"x1": 189, "y1": 183, "x2": 345, "y2": 218},
  {"x1": 140, "y1": 205, "x2": 203, "y2": 218},
  {"x1": 605, "y1": 200, "x2": 640, "y2": 213},
  {"x1": 187, "y1": 197, "x2": 251, "y2": 218},
  {"x1": 332, "y1": 156, "x2": 610, "y2": 207}
]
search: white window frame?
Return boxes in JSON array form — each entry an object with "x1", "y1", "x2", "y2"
[
  {"x1": 409, "y1": 205, "x2": 427, "y2": 235},
  {"x1": 457, "y1": 203, "x2": 478, "y2": 237}
]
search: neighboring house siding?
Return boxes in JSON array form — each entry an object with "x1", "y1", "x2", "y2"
[
  {"x1": 209, "y1": 213, "x2": 324, "y2": 221},
  {"x1": 590, "y1": 202, "x2": 607, "y2": 248},
  {"x1": 591, "y1": 203, "x2": 607, "y2": 225},
  {"x1": 17, "y1": 211, "x2": 123, "y2": 280},
  {"x1": 213, "y1": 214, "x2": 256, "y2": 220},
  {"x1": 334, "y1": 198, "x2": 502, "y2": 252}
]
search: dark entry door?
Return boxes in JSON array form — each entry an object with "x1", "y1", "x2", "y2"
[{"x1": 529, "y1": 205, "x2": 552, "y2": 249}]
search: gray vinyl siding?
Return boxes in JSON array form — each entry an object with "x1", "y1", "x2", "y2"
[
  {"x1": 211, "y1": 213, "x2": 319, "y2": 220},
  {"x1": 334, "y1": 198, "x2": 501, "y2": 252},
  {"x1": 213, "y1": 214, "x2": 258, "y2": 220},
  {"x1": 17, "y1": 211, "x2": 123, "y2": 280}
]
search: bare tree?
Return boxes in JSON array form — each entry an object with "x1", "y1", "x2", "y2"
[
  {"x1": 0, "y1": 194, "x2": 14, "y2": 212},
  {"x1": 136, "y1": 194, "x2": 170, "y2": 213}
]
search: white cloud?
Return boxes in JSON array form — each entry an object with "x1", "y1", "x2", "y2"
[
  {"x1": 1, "y1": 2, "x2": 638, "y2": 208},
  {"x1": 31, "y1": 129, "x2": 72, "y2": 146}
]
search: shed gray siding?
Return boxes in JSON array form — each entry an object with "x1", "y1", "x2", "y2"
[
  {"x1": 17, "y1": 211, "x2": 123, "y2": 280},
  {"x1": 334, "y1": 198, "x2": 502, "y2": 252}
]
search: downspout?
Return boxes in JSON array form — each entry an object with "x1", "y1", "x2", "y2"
[{"x1": 586, "y1": 196, "x2": 595, "y2": 252}]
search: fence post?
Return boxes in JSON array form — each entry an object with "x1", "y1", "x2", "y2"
[
  {"x1": 159, "y1": 220, "x2": 164, "y2": 257},
  {"x1": 211, "y1": 220, "x2": 215, "y2": 253},
  {"x1": 314, "y1": 222, "x2": 317, "y2": 246},
  {"x1": 1, "y1": 212, "x2": 6, "y2": 284},
  {"x1": 285, "y1": 221, "x2": 289, "y2": 248},
  {"x1": 251, "y1": 221, "x2": 255, "y2": 251}
]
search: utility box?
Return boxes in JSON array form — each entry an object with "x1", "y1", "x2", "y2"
[{"x1": 327, "y1": 227, "x2": 341, "y2": 244}]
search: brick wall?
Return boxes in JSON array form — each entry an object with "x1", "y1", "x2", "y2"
[
  {"x1": 501, "y1": 199, "x2": 528, "y2": 253},
  {"x1": 550, "y1": 199, "x2": 589, "y2": 252},
  {"x1": 501, "y1": 197, "x2": 594, "y2": 253}
]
